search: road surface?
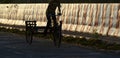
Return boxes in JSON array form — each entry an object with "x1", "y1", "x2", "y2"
[{"x1": 0, "y1": 32, "x2": 120, "y2": 58}]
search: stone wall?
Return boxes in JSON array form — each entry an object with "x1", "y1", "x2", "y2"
[{"x1": 0, "y1": 3, "x2": 120, "y2": 37}]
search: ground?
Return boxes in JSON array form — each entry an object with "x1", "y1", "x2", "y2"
[{"x1": 0, "y1": 32, "x2": 120, "y2": 58}]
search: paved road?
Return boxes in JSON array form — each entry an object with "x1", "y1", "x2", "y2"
[{"x1": 0, "y1": 32, "x2": 120, "y2": 58}]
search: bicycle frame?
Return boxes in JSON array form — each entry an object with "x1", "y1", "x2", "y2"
[{"x1": 25, "y1": 14, "x2": 62, "y2": 48}]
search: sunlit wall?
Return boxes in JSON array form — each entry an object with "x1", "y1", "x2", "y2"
[{"x1": 0, "y1": 4, "x2": 120, "y2": 37}]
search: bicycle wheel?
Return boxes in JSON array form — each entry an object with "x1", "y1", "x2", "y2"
[
  {"x1": 26, "y1": 29, "x2": 33, "y2": 45},
  {"x1": 53, "y1": 26, "x2": 62, "y2": 48}
]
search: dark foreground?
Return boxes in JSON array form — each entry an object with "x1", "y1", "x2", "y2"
[{"x1": 0, "y1": 32, "x2": 120, "y2": 58}]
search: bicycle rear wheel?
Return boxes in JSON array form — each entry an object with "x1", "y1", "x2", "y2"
[{"x1": 26, "y1": 29, "x2": 33, "y2": 45}]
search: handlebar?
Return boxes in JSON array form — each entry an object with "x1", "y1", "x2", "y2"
[{"x1": 48, "y1": 13, "x2": 62, "y2": 16}]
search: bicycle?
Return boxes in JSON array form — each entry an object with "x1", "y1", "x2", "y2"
[{"x1": 25, "y1": 14, "x2": 62, "y2": 48}]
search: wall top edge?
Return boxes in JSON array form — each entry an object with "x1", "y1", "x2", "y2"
[{"x1": 0, "y1": 3, "x2": 120, "y2": 5}]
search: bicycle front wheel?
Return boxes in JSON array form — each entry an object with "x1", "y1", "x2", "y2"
[{"x1": 53, "y1": 26, "x2": 62, "y2": 48}]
